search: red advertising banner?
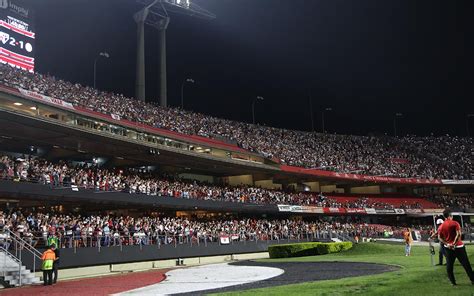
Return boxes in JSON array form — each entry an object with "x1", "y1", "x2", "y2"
[
  {"x1": 346, "y1": 208, "x2": 367, "y2": 214},
  {"x1": 390, "y1": 158, "x2": 410, "y2": 164},
  {"x1": 323, "y1": 207, "x2": 346, "y2": 214}
]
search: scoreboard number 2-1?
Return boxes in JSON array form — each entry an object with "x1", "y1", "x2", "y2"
[{"x1": 0, "y1": 32, "x2": 33, "y2": 52}]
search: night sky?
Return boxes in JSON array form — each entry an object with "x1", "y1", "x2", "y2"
[{"x1": 32, "y1": 0, "x2": 473, "y2": 136}]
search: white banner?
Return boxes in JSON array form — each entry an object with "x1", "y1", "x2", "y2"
[
  {"x1": 364, "y1": 208, "x2": 377, "y2": 214},
  {"x1": 220, "y1": 236, "x2": 230, "y2": 245},
  {"x1": 111, "y1": 114, "x2": 121, "y2": 120},
  {"x1": 441, "y1": 180, "x2": 474, "y2": 185},
  {"x1": 18, "y1": 88, "x2": 75, "y2": 110},
  {"x1": 277, "y1": 205, "x2": 324, "y2": 213},
  {"x1": 277, "y1": 205, "x2": 292, "y2": 212}
]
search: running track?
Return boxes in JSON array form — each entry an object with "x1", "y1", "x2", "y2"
[{"x1": 0, "y1": 269, "x2": 167, "y2": 296}]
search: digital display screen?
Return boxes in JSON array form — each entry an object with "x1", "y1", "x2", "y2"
[{"x1": 0, "y1": 0, "x2": 35, "y2": 72}]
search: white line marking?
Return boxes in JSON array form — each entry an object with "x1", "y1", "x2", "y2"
[{"x1": 116, "y1": 262, "x2": 284, "y2": 295}]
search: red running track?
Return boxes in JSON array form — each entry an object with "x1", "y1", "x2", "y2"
[{"x1": 0, "y1": 269, "x2": 167, "y2": 296}]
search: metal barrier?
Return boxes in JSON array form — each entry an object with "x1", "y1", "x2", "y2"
[
  {"x1": 16, "y1": 230, "x2": 361, "y2": 254},
  {"x1": 2, "y1": 230, "x2": 42, "y2": 277}
]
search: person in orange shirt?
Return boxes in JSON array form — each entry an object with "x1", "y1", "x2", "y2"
[
  {"x1": 41, "y1": 244, "x2": 56, "y2": 286},
  {"x1": 403, "y1": 228, "x2": 413, "y2": 256}
]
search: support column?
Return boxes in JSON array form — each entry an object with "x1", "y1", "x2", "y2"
[
  {"x1": 158, "y1": 17, "x2": 170, "y2": 107},
  {"x1": 134, "y1": 10, "x2": 149, "y2": 102}
]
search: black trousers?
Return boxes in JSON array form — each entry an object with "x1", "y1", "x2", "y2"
[
  {"x1": 438, "y1": 243, "x2": 446, "y2": 264},
  {"x1": 445, "y1": 246, "x2": 474, "y2": 285},
  {"x1": 43, "y1": 270, "x2": 53, "y2": 285},
  {"x1": 53, "y1": 263, "x2": 59, "y2": 283}
]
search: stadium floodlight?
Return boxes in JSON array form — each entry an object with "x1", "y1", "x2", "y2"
[
  {"x1": 134, "y1": 0, "x2": 215, "y2": 106},
  {"x1": 93, "y1": 52, "x2": 110, "y2": 89},
  {"x1": 252, "y1": 96, "x2": 265, "y2": 124},
  {"x1": 322, "y1": 107, "x2": 333, "y2": 133},
  {"x1": 181, "y1": 78, "x2": 195, "y2": 109}
]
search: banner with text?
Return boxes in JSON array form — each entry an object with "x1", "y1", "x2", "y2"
[
  {"x1": 323, "y1": 207, "x2": 347, "y2": 214},
  {"x1": 18, "y1": 88, "x2": 75, "y2": 110},
  {"x1": 346, "y1": 208, "x2": 367, "y2": 214},
  {"x1": 277, "y1": 205, "x2": 324, "y2": 213},
  {"x1": 441, "y1": 180, "x2": 474, "y2": 185}
]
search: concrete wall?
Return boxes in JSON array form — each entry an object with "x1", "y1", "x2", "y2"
[
  {"x1": 321, "y1": 185, "x2": 343, "y2": 193},
  {"x1": 254, "y1": 179, "x2": 282, "y2": 190},
  {"x1": 350, "y1": 186, "x2": 381, "y2": 194},
  {"x1": 227, "y1": 175, "x2": 253, "y2": 186},
  {"x1": 22, "y1": 240, "x2": 290, "y2": 272},
  {"x1": 303, "y1": 181, "x2": 320, "y2": 192},
  {"x1": 179, "y1": 173, "x2": 214, "y2": 183}
]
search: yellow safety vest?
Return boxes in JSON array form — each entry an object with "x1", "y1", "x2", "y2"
[{"x1": 41, "y1": 249, "x2": 56, "y2": 270}]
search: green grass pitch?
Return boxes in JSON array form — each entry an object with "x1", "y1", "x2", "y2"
[{"x1": 212, "y1": 242, "x2": 474, "y2": 296}]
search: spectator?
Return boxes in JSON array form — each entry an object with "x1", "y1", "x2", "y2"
[{"x1": 1, "y1": 64, "x2": 472, "y2": 180}]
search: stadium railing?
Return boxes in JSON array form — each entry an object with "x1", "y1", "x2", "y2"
[{"x1": 3, "y1": 230, "x2": 361, "y2": 254}]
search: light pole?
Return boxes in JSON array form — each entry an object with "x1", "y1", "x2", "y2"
[
  {"x1": 393, "y1": 112, "x2": 403, "y2": 137},
  {"x1": 252, "y1": 96, "x2": 264, "y2": 124},
  {"x1": 181, "y1": 78, "x2": 195, "y2": 109},
  {"x1": 467, "y1": 114, "x2": 474, "y2": 137},
  {"x1": 93, "y1": 52, "x2": 109, "y2": 89},
  {"x1": 134, "y1": 0, "x2": 215, "y2": 105},
  {"x1": 321, "y1": 107, "x2": 332, "y2": 133}
]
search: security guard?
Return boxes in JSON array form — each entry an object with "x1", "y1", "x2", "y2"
[
  {"x1": 41, "y1": 243, "x2": 56, "y2": 286},
  {"x1": 51, "y1": 243, "x2": 60, "y2": 284}
]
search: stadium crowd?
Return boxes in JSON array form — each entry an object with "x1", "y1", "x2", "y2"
[
  {"x1": 427, "y1": 194, "x2": 474, "y2": 210},
  {"x1": 1, "y1": 65, "x2": 472, "y2": 180},
  {"x1": 0, "y1": 210, "x2": 425, "y2": 249},
  {"x1": 0, "y1": 154, "x2": 439, "y2": 209}
]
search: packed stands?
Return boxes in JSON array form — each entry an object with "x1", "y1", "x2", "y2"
[
  {"x1": 324, "y1": 194, "x2": 438, "y2": 209},
  {"x1": 0, "y1": 210, "x2": 427, "y2": 249},
  {"x1": 1, "y1": 64, "x2": 472, "y2": 180},
  {"x1": 427, "y1": 194, "x2": 474, "y2": 210},
  {"x1": 3, "y1": 154, "x2": 471, "y2": 210}
]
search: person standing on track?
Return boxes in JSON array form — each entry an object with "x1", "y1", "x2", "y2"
[
  {"x1": 52, "y1": 243, "x2": 60, "y2": 284},
  {"x1": 438, "y1": 209, "x2": 474, "y2": 286},
  {"x1": 41, "y1": 243, "x2": 56, "y2": 286},
  {"x1": 403, "y1": 228, "x2": 413, "y2": 256}
]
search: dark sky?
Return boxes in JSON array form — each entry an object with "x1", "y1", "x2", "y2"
[{"x1": 32, "y1": 0, "x2": 473, "y2": 136}]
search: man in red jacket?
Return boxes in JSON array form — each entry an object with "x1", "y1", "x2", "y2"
[{"x1": 438, "y1": 209, "x2": 474, "y2": 286}]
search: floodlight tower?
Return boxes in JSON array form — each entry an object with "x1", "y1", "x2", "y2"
[{"x1": 135, "y1": 0, "x2": 215, "y2": 107}]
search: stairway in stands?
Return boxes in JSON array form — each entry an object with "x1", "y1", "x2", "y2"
[
  {"x1": 0, "y1": 248, "x2": 41, "y2": 287},
  {"x1": 0, "y1": 230, "x2": 43, "y2": 288}
]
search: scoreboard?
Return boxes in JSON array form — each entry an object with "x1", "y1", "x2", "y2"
[{"x1": 0, "y1": 0, "x2": 35, "y2": 72}]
